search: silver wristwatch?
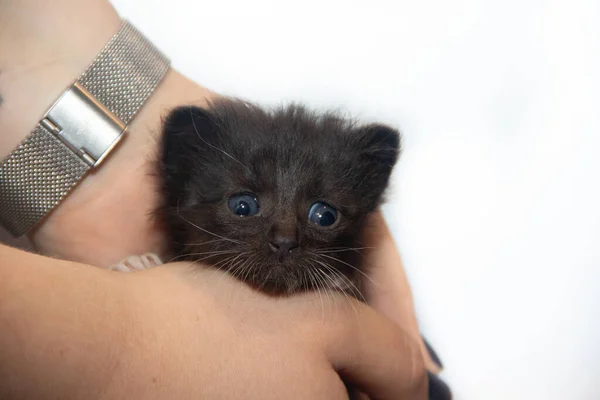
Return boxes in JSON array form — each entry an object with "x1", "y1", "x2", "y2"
[{"x1": 0, "y1": 21, "x2": 170, "y2": 236}]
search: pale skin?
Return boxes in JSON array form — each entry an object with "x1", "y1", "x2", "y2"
[{"x1": 0, "y1": 0, "x2": 438, "y2": 398}]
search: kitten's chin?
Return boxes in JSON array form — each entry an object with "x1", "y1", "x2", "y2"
[
  {"x1": 234, "y1": 265, "x2": 353, "y2": 297},
  {"x1": 243, "y1": 264, "x2": 304, "y2": 296},
  {"x1": 213, "y1": 253, "x2": 356, "y2": 296}
]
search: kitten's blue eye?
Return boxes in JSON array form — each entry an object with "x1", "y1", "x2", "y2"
[
  {"x1": 308, "y1": 202, "x2": 338, "y2": 227},
  {"x1": 228, "y1": 194, "x2": 260, "y2": 217}
]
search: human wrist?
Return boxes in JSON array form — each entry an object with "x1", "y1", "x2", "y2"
[
  {"x1": 0, "y1": 1, "x2": 217, "y2": 264},
  {"x1": 28, "y1": 69, "x2": 217, "y2": 266},
  {"x1": 0, "y1": 0, "x2": 121, "y2": 159}
]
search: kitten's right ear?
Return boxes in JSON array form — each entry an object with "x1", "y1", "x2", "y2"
[
  {"x1": 163, "y1": 106, "x2": 217, "y2": 146},
  {"x1": 161, "y1": 106, "x2": 218, "y2": 203},
  {"x1": 161, "y1": 105, "x2": 217, "y2": 170}
]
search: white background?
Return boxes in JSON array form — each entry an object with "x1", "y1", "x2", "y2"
[{"x1": 43, "y1": 0, "x2": 600, "y2": 398}]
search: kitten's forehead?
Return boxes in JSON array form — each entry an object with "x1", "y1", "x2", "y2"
[{"x1": 227, "y1": 127, "x2": 351, "y2": 198}]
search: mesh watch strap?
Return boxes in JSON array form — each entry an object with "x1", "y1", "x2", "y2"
[
  {"x1": 0, "y1": 21, "x2": 170, "y2": 236},
  {"x1": 0, "y1": 126, "x2": 90, "y2": 235},
  {"x1": 79, "y1": 22, "x2": 169, "y2": 124}
]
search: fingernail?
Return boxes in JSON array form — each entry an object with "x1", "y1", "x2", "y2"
[
  {"x1": 427, "y1": 371, "x2": 452, "y2": 400},
  {"x1": 422, "y1": 336, "x2": 444, "y2": 369}
]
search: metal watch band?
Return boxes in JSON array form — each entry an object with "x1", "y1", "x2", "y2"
[{"x1": 0, "y1": 21, "x2": 170, "y2": 236}]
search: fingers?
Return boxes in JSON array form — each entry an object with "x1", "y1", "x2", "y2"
[
  {"x1": 109, "y1": 253, "x2": 164, "y2": 272},
  {"x1": 361, "y1": 212, "x2": 442, "y2": 373},
  {"x1": 422, "y1": 336, "x2": 444, "y2": 370},
  {"x1": 325, "y1": 300, "x2": 427, "y2": 400},
  {"x1": 170, "y1": 263, "x2": 431, "y2": 399},
  {"x1": 361, "y1": 212, "x2": 420, "y2": 338}
]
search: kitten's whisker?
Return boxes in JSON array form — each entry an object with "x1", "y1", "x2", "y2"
[
  {"x1": 167, "y1": 250, "x2": 239, "y2": 263},
  {"x1": 189, "y1": 107, "x2": 252, "y2": 173},
  {"x1": 229, "y1": 254, "x2": 248, "y2": 281},
  {"x1": 224, "y1": 252, "x2": 244, "y2": 273},
  {"x1": 330, "y1": 270, "x2": 364, "y2": 307},
  {"x1": 234, "y1": 255, "x2": 254, "y2": 284},
  {"x1": 219, "y1": 252, "x2": 248, "y2": 285},
  {"x1": 258, "y1": 263, "x2": 275, "y2": 291},
  {"x1": 317, "y1": 246, "x2": 372, "y2": 250},
  {"x1": 312, "y1": 260, "x2": 344, "y2": 291},
  {"x1": 213, "y1": 254, "x2": 239, "y2": 272},
  {"x1": 310, "y1": 261, "x2": 338, "y2": 318},
  {"x1": 320, "y1": 268, "x2": 338, "y2": 319},
  {"x1": 315, "y1": 268, "x2": 330, "y2": 322},
  {"x1": 311, "y1": 258, "x2": 366, "y2": 303},
  {"x1": 238, "y1": 255, "x2": 254, "y2": 284},
  {"x1": 231, "y1": 253, "x2": 250, "y2": 277},
  {"x1": 306, "y1": 266, "x2": 325, "y2": 323},
  {"x1": 313, "y1": 253, "x2": 379, "y2": 288},
  {"x1": 176, "y1": 200, "x2": 243, "y2": 244},
  {"x1": 316, "y1": 246, "x2": 374, "y2": 254},
  {"x1": 286, "y1": 273, "x2": 298, "y2": 294},
  {"x1": 205, "y1": 254, "x2": 236, "y2": 274},
  {"x1": 297, "y1": 267, "x2": 305, "y2": 292},
  {"x1": 211, "y1": 255, "x2": 243, "y2": 291},
  {"x1": 327, "y1": 273, "x2": 360, "y2": 318},
  {"x1": 235, "y1": 252, "x2": 252, "y2": 282},
  {"x1": 313, "y1": 265, "x2": 355, "y2": 316},
  {"x1": 181, "y1": 252, "x2": 234, "y2": 271},
  {"x1": 182, "y1": 254, "x2": 225, "y2": 273},
  {"x1": 208, "y1": 254, "x2": 243, "y2": 292},
  {"x1": 181, "y1": 238, "x2": 229, "y2": 247}
]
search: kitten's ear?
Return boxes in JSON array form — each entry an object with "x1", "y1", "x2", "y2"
[
  {"x1": 163, "y1": 106, "x2": 217, "y2": 148},
  {"x1": 161, "y1": 106, "x2": 218, "y2": 204},
  {"x1": 162, "y1": 105, "x2": 217, "y2": 169},
  {"x1": 357, "y1": 123, "x2": 401, "y2": 170},
  {"x1": 353, "y1": 124, "x2": 401, "y2": 206}
]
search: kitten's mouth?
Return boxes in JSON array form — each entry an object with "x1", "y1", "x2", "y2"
[
  {"x1": 245, "y1": 263, "x2": 302, "y2": 295},
  {"x1": 193, "y1": 247, "x2": 360, "y2": 296},
  {"x1": 220, "y1": 252, "x2": 358, "y2": 296}
]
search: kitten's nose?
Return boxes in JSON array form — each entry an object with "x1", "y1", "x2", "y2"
[{"x1": 269, "y1": 236, "x2": 298, "y2": 259}]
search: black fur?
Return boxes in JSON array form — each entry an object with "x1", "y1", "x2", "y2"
[{"x1": 157, "y1": 99, "x2": 400, "y2": 295}]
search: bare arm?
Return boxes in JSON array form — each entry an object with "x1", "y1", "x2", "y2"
[
  {"x1": 0, "y1": 244, "x2": 426, "y2": 399},
  {"x1": 0, "y1": 244, "x2": 129, "y2": 399}
]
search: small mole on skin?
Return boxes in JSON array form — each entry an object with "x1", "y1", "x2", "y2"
[
  {"x1": 0, "y1": 94, "x2": 3, "y2": 107},
  {"x1": 152, "y1": 377, "x2": 157, "y2": 384}
]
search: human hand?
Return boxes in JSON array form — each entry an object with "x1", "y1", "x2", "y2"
[
  {"x1": 120, "y1": 264, "x2": 427, "y2": 399},
  {"x1": 0, "y1": 246, "x2": 426, "y2": 399}
]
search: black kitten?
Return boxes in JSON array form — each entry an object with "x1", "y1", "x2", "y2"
[{"x1": 157, "y1": 99, "x2": 400, "y2": 296}]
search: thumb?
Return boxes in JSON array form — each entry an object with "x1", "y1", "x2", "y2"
[
  {"x1": 361, "y1": 212, "x2": 442, "y2": 374},
  {"x1": 324, "y1": 299, "x2": 427, "y2": 400}
]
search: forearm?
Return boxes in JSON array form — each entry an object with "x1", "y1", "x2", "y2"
[
  {"x1": 0, "y1": 0, "x2": 215, "y2": 264},
  {"x1": 0, "y1": 244, "x2": 128, "y2": 399},
  {"x1": 0, "y1": 0, "x2": 122, "y2": 159}
]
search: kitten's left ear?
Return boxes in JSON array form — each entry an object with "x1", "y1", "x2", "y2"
[
  {"x1": 358, "y1": 123, "x2": 401, "y2": 169},
  {"x1": 353, "y1": 124, "x2": 401, "y2": 207}
]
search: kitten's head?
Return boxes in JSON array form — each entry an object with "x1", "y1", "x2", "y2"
[{"x1": 158, "y1": 99, "x2": 400, "y2": 295}]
